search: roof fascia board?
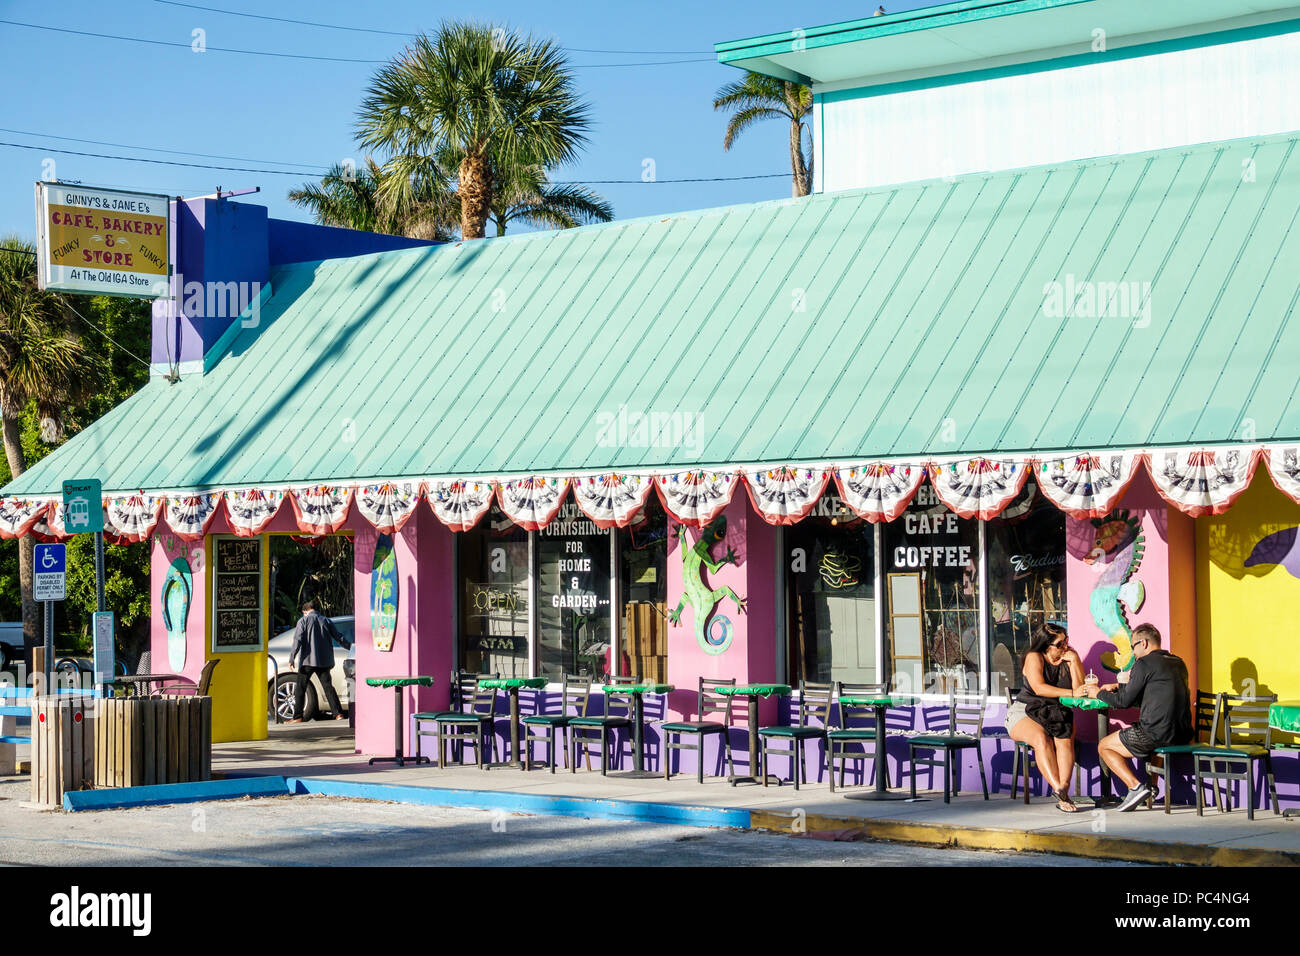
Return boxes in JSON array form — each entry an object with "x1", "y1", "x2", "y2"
[{"x1": 813, "y1": 11, "x2": 1300, "y2": 97}]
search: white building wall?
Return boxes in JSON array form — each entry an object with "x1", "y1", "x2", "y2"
[{"x1": 818, "y1": 29, "x2": 1300, "y2": 193}]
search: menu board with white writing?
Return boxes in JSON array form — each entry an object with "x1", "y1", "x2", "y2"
[{"x1": 213, "y1": 536, "x2": 263, "y2": 652}]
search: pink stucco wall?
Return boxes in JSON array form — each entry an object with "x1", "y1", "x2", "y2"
[
  {"x1": 665, "y1": 494, "x2": 778, "y2": 725},
  {"x1": 351, "y1": 506, "x2": 453, "y2": 757}
]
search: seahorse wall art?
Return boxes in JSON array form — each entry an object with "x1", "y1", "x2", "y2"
[
  {"x1": 668, "y1": 515, "x2": 747, "y2": 655},
  {"x1": 1083, "y1": 510, "x2": 1145, "y2": 675}
]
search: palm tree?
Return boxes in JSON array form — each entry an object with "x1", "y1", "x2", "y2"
[
  {"x1": 288, "y1": 158, "x2": 456, "y2": 240},
  {"x1": 714, "y1": 71, "x2": 814, "y2": 197},
  {"x1": 489, "y1": 164, "x2": 613, "y2": 237},
  {"x1": 357, "y1": 21, "x2": 592, "y2": 240},
  {"x1": 0, "y1": 238, "x2": 96, "y2": 662}
]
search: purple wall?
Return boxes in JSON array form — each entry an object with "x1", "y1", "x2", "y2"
[{"x1": 268, "y1": 219, "x2": 436, "y2": 266}]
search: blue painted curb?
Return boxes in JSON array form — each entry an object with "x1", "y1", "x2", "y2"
[
  {"x1": 287, "y1": 777, "x2": 752, "y2": 829},
  {"x1": 63, "y1": 776, "x2": 290, "y2": 811}
]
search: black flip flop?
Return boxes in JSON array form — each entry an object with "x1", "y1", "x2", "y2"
[{"x1": 1055, "y1": 789, "x2": 1082, "y2": 813}]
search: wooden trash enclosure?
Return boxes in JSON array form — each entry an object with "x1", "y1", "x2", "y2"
[
  {"x1": 94, "y1": 696, "x2": 212, "y2": 789},
  {"x1": 30, "y1": 694, "x2": 95, "y2": 808}
]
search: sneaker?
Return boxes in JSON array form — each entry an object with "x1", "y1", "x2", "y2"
[{"x1": 1115, "y1": 784, "x2": 1151, "y2": 812}]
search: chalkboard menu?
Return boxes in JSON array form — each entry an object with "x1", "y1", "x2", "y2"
[{"x1": 213, "y1": 536, "x2": 263, "y2": 652}]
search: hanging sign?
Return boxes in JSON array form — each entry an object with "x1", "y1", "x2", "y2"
[{"x1": 35, "y1": 183, "x2": 170, "y2": 298}]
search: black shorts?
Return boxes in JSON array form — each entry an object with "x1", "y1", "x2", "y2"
[{"x1": 1119, "y1": 725, "x2": 1155, "y2": 758}]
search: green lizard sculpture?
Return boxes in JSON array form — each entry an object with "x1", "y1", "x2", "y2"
[{"x1": 669, "y1": 515, "x2": 746, "y2": 654}]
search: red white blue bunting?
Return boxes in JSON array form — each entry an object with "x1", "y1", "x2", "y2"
[
  {"x1": 105, "y1": 493, "x2": 163, "y2": 543},
  {"x1": 0, "y1": 498, "x2": 51, "y2": 539},
  {"x1": 571, "y1": 473, "x2": 654, "y2": 529},
  {"x1": 290, "y1": 485, "x2": 353, "y2": 535},
  {"x1": 1265, "y1": 446, "x2": 1300, "y2": 506},
  {"x1": 1148, "y1": 447, "x2": 1260, "y2": 517},
  {"x1": 41, "y1": 502, "x2": 72, "y2": 541},
  {"x1": 223, "y1": 489, "x2": 287, "y2": 536},
  {"x1": 833, "y1": 463, "x2": 924, "y2": 523},
  {"x1": 928, "y1": 458, "x2": 1030, "y2": 520},
  {"x1": 355, "y1": 482, "x2": 422, "y2": 535},
  {"x1": 745, "y1": 467, "x2": 831, "y2": 525},
  {"x1": 426, "y1": 479, "x2": 494, "y2": 532},
  {"x1": 1035, "y1": 452, "x2": 1145, "y2": 519},
  {"x1": 165, "y1": 493, "x2": 221, "y2": 541},
  {"x1": 498, "y1": 476, "x2": 569, "y2": 531},
  {"x1": 655, "y1": 470, "x2": 738, "y2": 526}
]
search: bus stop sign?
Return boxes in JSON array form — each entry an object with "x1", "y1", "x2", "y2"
[{"x1": 62, "y1": 478, "x2": 102, "y2": 533}]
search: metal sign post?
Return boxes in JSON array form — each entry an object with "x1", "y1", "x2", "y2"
[{"x1": 33, "y1": 543, "x2": 66, "y2": 690}]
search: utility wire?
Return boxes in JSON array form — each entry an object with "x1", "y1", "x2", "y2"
[
  {"x1": 0, "y1": 127, "x2": 322, "y2": 171},
  {"x1": 151, "y1": 0, "x2": 716, "y2": 54},
  {"x1": 60, "y1": 300, "x2": 154, "y2": 372},
  {"x1": 0, "y1": 19, "x2": 712, "y2": 67},
  {"x1": 2, "y1": 140, "x2": 788, "y2": 185}
]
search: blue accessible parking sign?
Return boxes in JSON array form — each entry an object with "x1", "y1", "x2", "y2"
[{"x1": 34, "y1": 543, "x2": 66, "y2": 601}]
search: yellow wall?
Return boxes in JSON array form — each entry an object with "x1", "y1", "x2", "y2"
[
  {"x1": 206, "y1": 535, "x2": 269, "y2": 743},
  {"x1": 1197, "y1": 477, "x2": 1300, "y2": 714}
]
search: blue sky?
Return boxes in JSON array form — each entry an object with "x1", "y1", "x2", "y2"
[{"x1": 0, "y1": 0, "x2": 931, "y2": 238}]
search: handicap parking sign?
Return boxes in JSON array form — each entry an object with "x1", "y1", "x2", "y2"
[{"x1": 34, "y1": 543, "x2": 66, "y2": 601}]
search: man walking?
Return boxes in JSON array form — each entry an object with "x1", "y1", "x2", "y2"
[
  {"x1": 1082, "y1": 623, "x2": 1192, "y2": 811},
  {"x1": 288, "y1": 599, "x2": 346, "y2": 722}
]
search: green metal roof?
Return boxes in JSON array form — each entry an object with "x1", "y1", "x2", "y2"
[
  {"x1": 6, "y1": 130, "x2": 1300, "y2": 498},
  {"x1": 716, "y1": 0, "x2": 1300, "y2": 86}
]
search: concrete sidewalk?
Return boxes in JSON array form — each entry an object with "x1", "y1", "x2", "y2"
[{"x1": 199, "y1": 723, "x2": 1300, "y2": 866}]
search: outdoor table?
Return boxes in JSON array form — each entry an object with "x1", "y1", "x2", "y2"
[
  {"x1": 481, "y1": 677, "x2": 549, "y2": 769},
  {"x1": 839, "y1": 696, "x2": 915, "y2": 801},
  {"x1": 1269, "y1": 701, "x2": 1300, "y2": 818},
  {"x1": 715, "y1": 684, "x2": 791, "y2": 786},
  {"x1": 111, "y1": 674, "x2": 184, "y2": 697},
  {"x1": 366, "y1": 675, "x2": 434, "y2": 767},
  {"x1": 1062, "y1": 696, "x2": 1116, "y2": 806},
  {"x1": 601, "y1": 682, "x2": 674, "y2": 777}
]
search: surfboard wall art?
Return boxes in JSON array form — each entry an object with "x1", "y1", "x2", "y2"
[
  {"x1": 370, "y1": 534, "x2": 398, "y2": 652},
  {"x1": 161, "y1": 557, "x2": 192, "y2": 672}
]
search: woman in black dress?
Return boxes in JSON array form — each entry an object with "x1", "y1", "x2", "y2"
[{"x1": 1007, "y1": 623, "x2": 1085, "y2": 812}]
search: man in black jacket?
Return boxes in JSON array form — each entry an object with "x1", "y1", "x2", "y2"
[
  {"x1": 1082, "y1": 623, "x2": 1192, "y2": 811},
  {"x1": 288, "y1": 599, "x2": 346, "y2": 722}
]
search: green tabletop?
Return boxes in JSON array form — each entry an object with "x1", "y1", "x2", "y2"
[
  {"x1": 366, "y1": 675, "x2": 435, "y2": 688},
  {"x1": 480, "y1": 678, "x2": 548, "y2": 690},
  {"x1": 602, "y1": 683, "x2": 674, "y2": 695},
  {"x1": 1269, "y1": 701, "x2": 1300, "y2": 734},
  {"x1": 839, "y1": 696, "x2": 914, "y2": 707},
  {"x1": 717, "y1": 684, "x2": 792, "y2": 698},
  {"x1": 1061, "y1": 696, "x2": 1109, "y2": 710}
]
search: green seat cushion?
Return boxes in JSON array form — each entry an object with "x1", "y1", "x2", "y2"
[
  {"x1": 827, "y1": 729, "x2": 877, "y2": 741},
  {"x1": 412, "y1": 711, "x2": 462, "y2": 721},
  {"x1": 758, "y1": 726, "x2": 826, "y2": 739},
  {"x1": 1152, "y1": 744, "x2": 1203, "y2": 755},
  {"x1": 908, "y1": 734, "x2": 980, "y2": 748},
  {"x1": 1191, "y1": 745, "x2": 1269, "y2": 758},
  {"x1": 662, "y1": 720, "x2": 726, "y2": 734},
  {"x1": 569, "y1": 716, "x2": 631, "y2": 727},
  {"x1": 522, "y1": 714, "x2": 572, "y2": 726},
  {"x1": 427, "y1": 712, "x2": 493, "y2": 723}
]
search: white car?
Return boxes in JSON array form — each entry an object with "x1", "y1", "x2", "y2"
[{"x1": 266, "y1": 616, "x2": 354, "y2": 721}]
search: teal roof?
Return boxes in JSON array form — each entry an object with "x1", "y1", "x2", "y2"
[
  {"x1": 716, "y1": 0, "x2": 1300, "y2": 86},
  {"x1": 6, "y1": 130, "x2": 1300, "y2": 498}
]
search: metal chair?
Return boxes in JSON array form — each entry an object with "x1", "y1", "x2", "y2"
[
  {"x1": 1194, "y1": 695, "x2": 1281, "y2": 820},
  {"x1": 907, "y1": 692, "x2": 989, "y2": 803},
  {"x1": 569, "y1": 674, "x2": 637, "y2": 775},
  {"x1": 758, "y1": 681, "x2": 833, "y2": 790},
  {"x1": 152, "y1": 659, "x2": 219, "y2": 697},
  {"x1": 414, "y1": 671, "x2": 499, "y2": 769},
  {"x1": 521, "y1": 674, "x2": 591, "y2": 772},
  {"x1": 827, "y1": 681, "x2": 889, "y2": 793},
  {"x1": 1145, "y1": 690, "x2": 1220, "y2": 813},
  {"x1": 662, "y1": 677, "x2": 735, "y2": 783}
]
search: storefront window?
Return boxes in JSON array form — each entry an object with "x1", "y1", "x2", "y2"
[
  {"x1": 618, "y1": 497, "x2": 669, "y2": 683},
  {"x1": 884, "y1": 484, "x2": 979, "y2": 695},
  {"x1": 536, "y1": 502, "x2": 612, "y2": 681},
  {"x1": 458, "y1": 509, "x2": 529, "y2": 677},
  {"x1": 985, "y1": 482, "x2": 1067, "y2": 695},
  {"x1": 785, "y1": 495, "x2": 877, "y2": 686}
]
